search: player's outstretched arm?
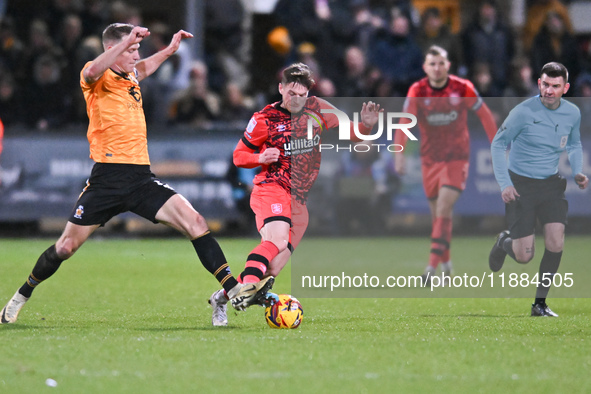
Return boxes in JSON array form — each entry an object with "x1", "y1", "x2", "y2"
[
  {"x1": 136, "y1": 30, "x2": 193, "y2": 81},
  {"x1": 84, "y1": 26, "x2": 149, "y2": 84}
]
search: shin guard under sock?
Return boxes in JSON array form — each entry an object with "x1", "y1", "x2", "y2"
[
  {"x1": 240, "y1": 241, "x2": 280, "y2": 283},
  {"x1": 192, "y1": 232, "x2": 239, "y2": 293},
  {"x1": 19, "y1": 245, "x2": 64, "y2": 298},
  {"x1": 428, "y1": 217, "x2": 451, "y2": 269},
  {"x1": 535, "y1": 249, "x2": 562, "y2": 301}
]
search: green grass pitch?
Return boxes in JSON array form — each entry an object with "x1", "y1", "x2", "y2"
[{"x1": 1, "y1": 236, "x2": 591, "y2": 393}]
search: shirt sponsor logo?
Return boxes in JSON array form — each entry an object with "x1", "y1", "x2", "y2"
[
  {"x1": 284, "y1": 134, "x2": 321, "y2": 156},
  {"x1": 426, "y1": 111, "x2": 458, "y2": 126},
  {"x1": 449, "y1": 94, "x2": 461, "y2": 106}
]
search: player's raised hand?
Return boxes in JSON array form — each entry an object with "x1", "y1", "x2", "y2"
[
  {"x1": 128, "y1": 26, "x2": 150, "y2": 45},
  {"x1": 360, "y1": 101, "x2": 383, "y2": 128},
  {"x1": 575, "y1": 173, "x2": 589, "y2": 190},
  {"x1": 166, "y1": 30, "x2": 194, "y2": 54},
  {"x1": 258, "y1": 147, "x2": 281, "y2": 164}
]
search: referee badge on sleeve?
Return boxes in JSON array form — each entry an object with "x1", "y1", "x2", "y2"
[{"x1": 560, "y1": 135, "x2": 568, "y2": 148}]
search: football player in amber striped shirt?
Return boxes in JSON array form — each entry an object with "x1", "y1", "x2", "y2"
[{"x1": 1, "y1": 24, "x2": 267, "y2": 327}]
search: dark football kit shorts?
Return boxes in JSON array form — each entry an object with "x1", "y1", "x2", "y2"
[
  {"x1": 69, "y1": 163, "x2": 176, "y2": 226},
  {"x1": 505, "y1": 170, "x2": 568, "y2": 239}
]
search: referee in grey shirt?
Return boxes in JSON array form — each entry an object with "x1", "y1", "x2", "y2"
[{"x1": 488, "y1": 62, "x2": 588, "y2": 317}]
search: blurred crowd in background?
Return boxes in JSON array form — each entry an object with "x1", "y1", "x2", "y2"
[{"x1": 1, "y1": 0, "x2": 591, "y2": 132}]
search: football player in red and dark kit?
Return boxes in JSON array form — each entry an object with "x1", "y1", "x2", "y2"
[
  {"x1": 394, "y1": 45, "x2": 498, "y2": 283},
  {"x1": 209, "y1": 63, "x2": 382, "y2": 326}
]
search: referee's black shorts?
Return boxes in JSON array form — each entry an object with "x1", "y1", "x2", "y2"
[
  {"x1": 505, "y1": 170, "x2": 568, "y2": 239},
  {"x1": 68, "y1": 163, "x2": 177, "y2": 226}
]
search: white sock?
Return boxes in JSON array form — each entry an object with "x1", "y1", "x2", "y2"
[
  {"x1": 216, "y1": 289, "x2": 229, "y2": 304},
  {"x1": 441, "y1": 261, "x2": 453, "y2": 274},
  {"x1": 424, "y1": 266, "x2": 436, "y2": 276}
]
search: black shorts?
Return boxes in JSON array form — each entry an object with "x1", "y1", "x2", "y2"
[
  {"x1": 69, "y1": 163, "x2": 177, "y2": 226},
  {"x1": 505, "y1": 171, "x2": 568, "y2": 239}
]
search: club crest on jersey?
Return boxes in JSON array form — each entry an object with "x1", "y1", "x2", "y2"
[
  {"x1": 448, "y1": 93, "x2": 461, "y2": 106},
  {"x1": 74, "y1": 205, "x2": 84, "y2": 219},
  {"x1": 271, "y1": 203, "x2": 283, "y2": 214},
  {"x1": 128, "y1": 86, "x2": 141, "y2": 102}
]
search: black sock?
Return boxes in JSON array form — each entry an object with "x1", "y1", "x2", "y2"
[
  {"x1": 19, "y1": 245, "x2": 64, "y2": 298},
  {"x1": 535, "y1": 249, "x2": 562, "y2": 301},
  {"x1": 502, "y1": 237, "x2": 516, "y2": 260},
  {"x1": 535, "y1": 298, "x2": 546, "y2": 305},
  {"x1": 191, "y1": 232, "x2": 238, "y2": 293}
]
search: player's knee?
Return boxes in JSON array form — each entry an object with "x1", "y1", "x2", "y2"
[
  {"x1": 514, "y1": 250, "x2": 534, "y2": 264},
  {"x1": 545, "y1": 240, "x2": 564, "y2": 253},
  {"x1": 268, "y1": 238, "x2": 288, "y2": 253},
  {"x1": 186, "y1": 212, "x2": 209, "y2": 238},
  {"x1": 55, "y1": 238, "x2": 79, "y2": 259},
  {"x1": 436, "y1": 204, "x2": 454, "y2": 218}
]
